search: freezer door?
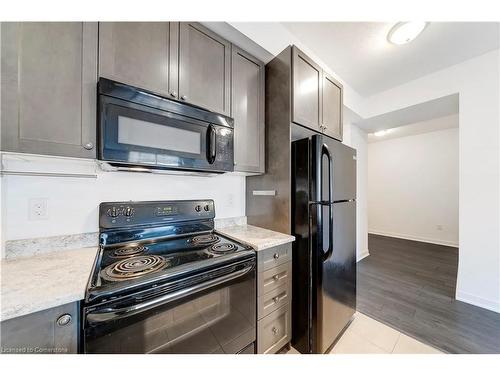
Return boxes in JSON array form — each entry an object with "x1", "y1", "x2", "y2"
[{"x1": 322, "y1": 136, "x2": 356, "y2": 201}]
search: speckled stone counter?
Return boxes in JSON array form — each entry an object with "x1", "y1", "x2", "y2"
[
  {"x1": 0, "y1": 247, "x2": 98, "y2": 322},
  {"x1": 216, "y1": 224, "x2": 295, "y2": 251}
]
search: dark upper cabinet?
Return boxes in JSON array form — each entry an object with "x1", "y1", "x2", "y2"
[
  {"x1": 231, "y1": 46, "x2": 265, "y2": 174},
  {"x1": 1, "y1": 22, "x2": 98, "y2": 158},
  {"x1": 290, "y1": 46, "x2": 343, "y2": 142},
  {"x1": 322, "y1": 71, "x2": 343, "y2": 141},
  {"x1": 291, "y1": 46, "x2": 322, "y2": 132},
  {"x1": 99, "y1": 22, "x2": 173, "y2": 97},
  {"x1": 178, "y1": 22, "x2": 231, "y2": 116}
]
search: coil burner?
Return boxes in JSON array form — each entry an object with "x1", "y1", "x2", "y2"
[
  {"x1": 210, "y1": 243, "x2": 238, "y2": 254},
  {"x1": 102, "y1": 255, "x2": 167, "y2": 281},
  {"x1": 189, "y1": 234, "x2": 220, "y2": 246},
  {"x1": 109, "y1": 245, "x2": 148, "y2": 258}
]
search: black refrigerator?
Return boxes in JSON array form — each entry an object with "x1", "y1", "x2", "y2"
[{"x1": 291, "y1": 134, "x2": 357, "y2": 354}]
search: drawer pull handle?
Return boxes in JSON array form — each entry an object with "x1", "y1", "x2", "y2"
[
  {"x1": 273, "y1": 253, "x2": 279, "y2": 259},
  {"x1": 273, "y1": 296, "x2": 279, "y2": 303},
  {"x1": 273, "y1": 275, "x2": 280, "y2": 281},
  {"x1": 272, "y1": 327, "x2": 279, "y2": 335}
]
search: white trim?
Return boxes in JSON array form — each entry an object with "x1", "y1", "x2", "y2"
[
  {"x1": 357, "y1": 250, "x2": 370, "y2": 262},
  {"x1": 456, "y1": 290, "x2": 500, "y2": 313},
  {"x1": 368, "y1": 229, "x2": 458, "y2": 248}
]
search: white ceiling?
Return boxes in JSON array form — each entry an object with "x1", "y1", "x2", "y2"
[
  {"x1": 355, "y1": 93, "x2": 458, "y2": 133},
  {"x1": 367, "y1": 114, "x2": 459, "y2": 143},
  {"x1": 282, "y1": 22, "x2": 500, "y2": 97}
]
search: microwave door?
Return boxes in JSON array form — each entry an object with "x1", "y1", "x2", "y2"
[{"x1": 99, "y1": 95, "x2": 234, "y2": 173}]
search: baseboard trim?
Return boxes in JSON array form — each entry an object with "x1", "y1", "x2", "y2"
[
  {"x1": 357, "y1": 250, "x2": 370, "y2": 262},
  {"x1": 368, "y1": 230, "x2": 458, "y2": 248},
  {"x1": 455, "y1": 290, "x2": 500, "y2": 313}
]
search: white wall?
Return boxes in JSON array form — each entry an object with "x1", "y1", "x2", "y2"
[
  {"x1": 343, "y1": 123, "x2": 369, "y2": 261},
  {"x1": 368, "y1": 127, "x2": 459, "y2": 247},
  {"x1": 362, "y1": 49, "x2": 500, "y2": 313},
  {"x1": 1, "y1": 156, "x2": 245, "y2": 244}
]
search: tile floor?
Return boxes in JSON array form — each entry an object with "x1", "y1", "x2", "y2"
[{"x1": 287, "y1": 312, "x2": 443, "y2": 354}]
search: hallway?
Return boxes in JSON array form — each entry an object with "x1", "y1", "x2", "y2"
[{"x1": 357, "y1": 234, "x2": 500, "y2": 353}]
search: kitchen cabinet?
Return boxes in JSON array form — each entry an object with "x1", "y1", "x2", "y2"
[
  {"x1": 99, "y1": 22, "x2": 176, "y2": 97},
  {"x1": 290, "y1": 46, "x2": 343, "y2": 141},
  {"x1": 256, "y1": 243, "x2": 293, "y2": 354},
  {"x1": 1, "y1": 22, "x2": 98, "y2": 158},
  {"x1": 0, "y1": 302, "x2": 79, "y2": 354},
  {"x1": 178, "y1": 22, "x2": 231, "y2": 116},
  {"x1": 231, "y1": 46, "x2": 265, "y2": 174},
  {"x1": 321, "y1": 71, "x2": 343, "y2": 141},
  {"x1": 292, "y1": 46, "x2": 322, "y2": 132}
]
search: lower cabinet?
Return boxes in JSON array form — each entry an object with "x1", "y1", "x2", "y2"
[
  {"x1": 256, "y1": 242, "x2": 293, "y2": 354},
  {"x1": 0, "y1": 302, "x2": 79, "y2": 354}
]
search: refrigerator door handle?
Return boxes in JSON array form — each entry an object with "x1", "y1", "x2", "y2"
[{"x1": 321, "y1": 143, "x2": 334, "y2": 262}]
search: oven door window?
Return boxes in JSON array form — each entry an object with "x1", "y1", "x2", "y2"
[
  {"x1": 84, "y1": 263, "x2": 256, "y2": 354},
  {"x1": 101, "y1": 99, "x2": 211, "y2": 169}
]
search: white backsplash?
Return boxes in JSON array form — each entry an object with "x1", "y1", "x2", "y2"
[{"x1": 1, "y1": 153, "x2": 246, "y2": 256}]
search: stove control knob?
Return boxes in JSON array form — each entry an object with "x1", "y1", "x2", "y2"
[
  {"x1": 204, "y1": 204, "x2": 210, "y2": 212},
  {"x1": 124, "y1": 207, "x2": 134, "y2": 217},
  {"x1": 107, "y1": 207, "x2": 118, "y2": 218},
  {"x1": 195, "y1": 205, "x2": 202, "y2": 212}
]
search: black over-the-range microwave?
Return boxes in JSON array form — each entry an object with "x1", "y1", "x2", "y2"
[{"x1": 97, "y1": 78, "x2": 234, "y2": 174}]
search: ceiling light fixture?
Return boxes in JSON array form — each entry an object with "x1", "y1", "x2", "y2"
[{"x1": 387, "y1": 22, "x2": 427, "y2": 45}]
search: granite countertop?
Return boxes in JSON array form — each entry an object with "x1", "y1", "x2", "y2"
[
  {"x1": 0, "y1": 247, "x2": 98, "y2": 322},
  {"x1": 216, "y1": 224, "x2": 295, "y2": 251}
]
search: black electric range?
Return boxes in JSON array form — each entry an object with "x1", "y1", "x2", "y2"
[{"x1": 83, "y1": 200, "x2": 256, "y2": 354}]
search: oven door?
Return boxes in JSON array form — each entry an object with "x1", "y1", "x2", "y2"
[
  {"x1": 98, "y1": 96, "x2": 234, "y2": 173},
  {"x1": 84, "y1": 259, "x2": 256, "y2": 354}
]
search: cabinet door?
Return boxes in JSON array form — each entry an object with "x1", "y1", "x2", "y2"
[
  {"x1": 178, "y1": 22, "x2": 231, "y2": 115},
  {"x1": 231, "y1": 46, "x2": 265, "y2": 174},
  {"x1": 0, "y1": 302, "x2": 79, "y2": 354},
  {"x1": 1, "y1": 22, "x2": 97, "y2": 158},
  {"x1": 291, "y1": 46, "x2": 322, "y2": 132},
  {"x1": 322, "y1": 71, "x2": 343, "y2": 141},
  {"x1": 99, "y1": 22, "x2": 173, "y2": 96}
]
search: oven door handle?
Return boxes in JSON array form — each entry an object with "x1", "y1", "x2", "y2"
[{"x1": 86, "y1": 263, "x2": 254, "y2": 324}]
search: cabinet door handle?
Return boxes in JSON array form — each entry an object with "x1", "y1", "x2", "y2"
[
  {"x1": 273, "y1": 253, "x2": 279, "y2": 259},
  {"x1": 181, "y1": 95, "x2": 188, "y2": 101},
  {"x1": 83, "y1": 142, "x2": 94, "y2": 150},
  {"x1": 272, "y1": 327, "x2": 279, "y2": 335},
  {"x1": 170, "y1": 91, "x2": 177, "y2": 98},
  {"x1": 273, "y1": 275, "x2": 280, "y2": 281},
  {"x1": 56, "y1": 314, "x2": 72, "y2": 326}
]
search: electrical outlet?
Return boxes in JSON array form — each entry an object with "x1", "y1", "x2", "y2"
[
  {"x1": 227, "y1": 193, "x2": 234, "y2": 207},
  {"x1": 436, "y1": 224, "x2": 443, "y2": 231},
  {"x1": 29, "y1": 198, "x2": 48, "y2": 220}
]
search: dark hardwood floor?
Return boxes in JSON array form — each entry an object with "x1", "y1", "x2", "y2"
[{"x1": 357, "y1": 234, "x2": 500, "y2": 354}]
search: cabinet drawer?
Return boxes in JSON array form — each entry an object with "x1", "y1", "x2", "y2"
[
  {"x1": 257, "y1": 304, "x2": 291, "y2": 354},
  {"x1": 257, "y1": 261, "x2": 291, "y2": 296},
  {"x1": 258, "y1": 243, "x2": 292, "y2": 271},
  {"x1": 258, "y1": 283, "x2": 290, "y2": 319}
]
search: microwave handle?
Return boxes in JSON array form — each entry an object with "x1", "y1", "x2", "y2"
[{"x1": 207, "y1": 125, "x2": 217, "y2": 164}]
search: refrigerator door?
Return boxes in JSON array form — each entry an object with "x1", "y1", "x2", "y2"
[{"x1": 317, "y1": 200, "x2": 356, "y2": 352}]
